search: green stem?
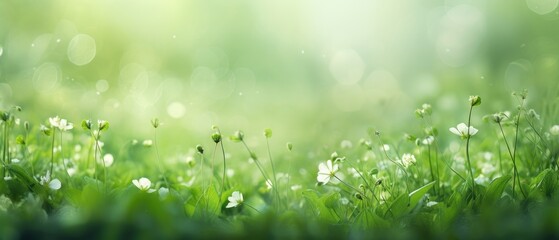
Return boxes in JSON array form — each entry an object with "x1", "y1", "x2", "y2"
[
  {"x1": 266, "y1": 138, "x2": 281, "y2": 211},
  {"x1": 50, "y1": 130, "x2": 56, "y2": 175},
  {"x1": 465, "y1": 105, "x2": 476, "y2": 197},
  {"x1": 154, "y1": 128, "x2": 170, "y2": 189}
]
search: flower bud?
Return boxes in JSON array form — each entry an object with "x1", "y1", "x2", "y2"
[
  {"x1": 196, "y1": 144, "x2": 204, "y2": 154},
  {"x1": 469, "y1": 95, "x2": 481, "y2": 107},
  {"x1": 211, "y1": 132, "x2": 222, "y2": 143},
  {"x1": 82, "y1": 120, "x2": 92, "y2": 130},
  {"x1": 264, "y1": 128, "x2": 272, "y2": 138},
  {"x1": 286, "y1": 142, "x2": 293, "y2": 151},
  {"x1": 151, "y1": 118, "x2": 160, "y2": 128},
  {"x1": 98, "y1": 120, "x2": 109, "y2": 131}
]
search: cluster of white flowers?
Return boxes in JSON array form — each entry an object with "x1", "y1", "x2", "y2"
[
  {"x1": 401, "y1": 153, "x2": 416, "y2": 168},
  {"x1": 49, "y1": 116, "x2": 73, "y2": 131}
]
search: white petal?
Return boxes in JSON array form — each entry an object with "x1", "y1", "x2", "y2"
[
  {"x1": 318, "y1": 162, "x2": 329, "y2": 174},
  {"x1": 226, "y1": 202, "x2": 238, "y2": 208},
  {"x1": 317, "y1": 174, "x2": 330, "y2": 183},
  {"x1": 469, "y1": 126, "x2": 478, "y2": 136},
  {"x1": 132, "y1": 179, "x2": 141, "y2": 189},
  {"x1": 139, "y1": 177, "x2": 151, "y2": 189},
  {"x1": 457, "y1": 123, "x2": 469, "y2": 133},
  {"x1": 49, "y1": 179, "x2": 62, "y2": 190},
  {"x1": 326, "y1": 160, "x2": 333, "y2": 171},
  {"x1": 449, "y1": 127, "x2": 461, "y2": 136}
]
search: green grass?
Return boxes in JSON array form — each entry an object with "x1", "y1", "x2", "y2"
[{"x1": 0, "y1": 92, "x2": 559, "y2": 239}]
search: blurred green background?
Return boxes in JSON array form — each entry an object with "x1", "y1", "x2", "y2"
[{"x1": 0, "y1": 0, "x2": 558, "y2": 152}]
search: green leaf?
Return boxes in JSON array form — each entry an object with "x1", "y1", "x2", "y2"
[
  {"x1": 483, "y1": 175, "x2": 511, "y2": 206},
  {"x1": 409, "y1": 181, "x2": 435, "y2": 210},
  {"x1": 302, "y1": 190, "x2": 339, "y2": 223},
  {"x1": 385, "y1": 193, "x2": 409, "y2": 218},
  {"x1": 6, "y1": 164, "x2": 37, "y2": 189},
  {"x1": 355, "y1": 209, "x2": 390, "y2": 228}
]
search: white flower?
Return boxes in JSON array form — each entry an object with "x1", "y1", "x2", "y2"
[
  {"x1": 422, "y1": 136, "x2": 434, "y2": 145},
  {"x1": 49, "y1": 116, "x2": 61, "y2": 128},
  {"x1": 58, "y1": 118, "x2": 73, "y2": 131},
  {"x1": 132, "y1": 177, "x2": 156, "y2": 193},
  {"x1": 49, "y1": 179, "x2": 62, "y2": 190},
  {"x1": 226, "y1": 191, "x2": 244, "y2": 208},
  {"x1": 49, "y1": 116, "x2": 73, "y2": 131},
  {"x1": 475, "y1": 174, "x2": 490, "y2": 185},
  {"x1": 143, "y1": 140, "x2": 153, "y2": 147},
  {"x1": 340, "y1": 140, "x2": 353, "y2": 149},
  {"x1": 449, "y1": 123, "x2": 478, "y2": 138},
  {"x1": 316, "y1": 160, "x2": 339, "y2": 184},
  {"x1": 550, "y1": 125, "x2": 559, "y2": 136},
  {"x1": 102, "y1": 153, "x2": 114, "y2": 167},
  {"x1": 38, "y1": 171, "x2": 61, "y2": 190},
  {"x1": 380, "y1": 144, "x2": 390, "y2": 151},
  {"x1": 158, "y1": 187, "x2": 169, "y2": 200},
  {"x1": 401, "y1": 153, "x2": 416, "y2": 168}
]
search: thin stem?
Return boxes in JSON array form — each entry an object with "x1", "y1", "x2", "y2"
[
  {"x1": 266, "y1": 138, "x2": 280, "y2": 211},
  {"x1": 241, "y1": 140, "x2": 271, "y2": 181},
  {"x1": 50, "y1": 130, "x2": 56, "y2": 175},
  {"x1": 154, "y1": 128, "x2": 170, "y2": 189},
  {"x1": 498, "y1": 123, "x2": 518, "y2": 198},
  {"x1": 465, "y1": 105, "x2": 476, "y2": 197},
  {"x1": 218, "y1": 139, "x2": 227, "y2": 210},
  {"x1": 512, "y1": 104, "x2": 527, "y2": 198},
  {"x1": 244, "y1": 203, "x2": 262, "y2": 214},
  {"x1": 333, "y1": 175, "x2": 369, "y2": 200}
]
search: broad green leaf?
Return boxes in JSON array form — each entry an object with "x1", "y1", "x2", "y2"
[
  {"x1": 483, "y1": 175, "x2": 511, "y2": 206},
  {"x1": 356, "y1": 209, "x2": 389, "y2": 228},
  {"x1": 302, "y1": 190, "x2": 339, "y2": 223},
  {"x1": 409, "y1": 181, "x2": 435, "y2": 210},
  {"x1": 385, "y1": 193, "x2": 409, "y2": 218}
]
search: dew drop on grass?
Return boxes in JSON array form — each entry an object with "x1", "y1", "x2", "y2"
[
  {"x1": 33, "y1": 63, "x2": 61, "y2": 92},
  {"x1": 67, "y1": 34, "x2": 96, "y2": 66}
]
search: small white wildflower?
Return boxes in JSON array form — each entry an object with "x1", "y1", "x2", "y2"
[
  {"x1": 340, "y1": 140, "x2": 353, "y2": 149},
  {"x1": 480, "y1": 163, "x2": 496, "y2": 175},
  {"x1": 226, "y1": 169, "x2": 235, "y2": 177},
  {"x1": 401, "y1": 153, "x2": 416, "y2": 168},
  {"x1": 550, "y1": 125, "x2": 559, "y2": 136},
  {"x1": 380, "y1": 144, "x2": 390, "y2": 151},
  {"x1": 422, "y1": 136, "x2": 434, "y2": 145},
  {"x1": 449, "y1": 123, "x2": 478, "y2": 138},
  {"x1": 226, "y1": 191, "x2": 243, "y2": 208},
  {"x1": 58, "y1": 118, "x2": 73, "y2": 131},
  {"x1": 102, "y1": 153, "x2": 114, "y2": 167},
  {"x1": 317, "y1": 160, "x2": 339, "y2": 184},
  {"x1": 475, "y1": 174, "x2": 490, "y2": 185},
  {"x1": 132, "y1": 177, "x2": 156, "y2": 193},
  {"x1": 143, "y1": 140, "x2": 153, "y2": 147},
  {"x1": 340, "y1": 197, "x2": 350, "y2": 205},
  {"x1": 39, "y1": 171, "x2": 61, "y2": 190}
]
